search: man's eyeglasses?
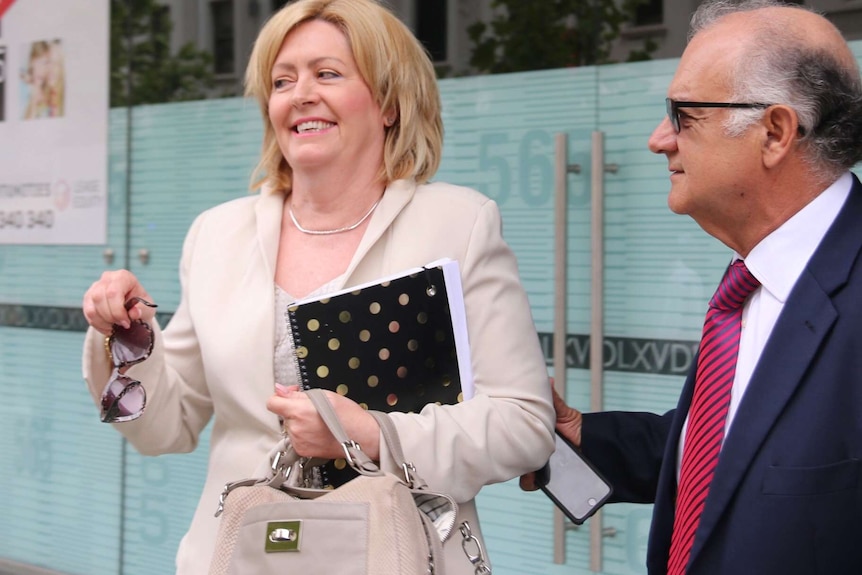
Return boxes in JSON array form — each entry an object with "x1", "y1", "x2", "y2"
[
  {"x1": 666, "y1": 98, "x2": 772, "y2": 133},
  {"x1": 100, "y1": 297, "x2": 157, "y2": 423}
]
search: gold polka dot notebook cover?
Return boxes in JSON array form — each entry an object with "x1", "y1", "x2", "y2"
[
  {"x1": 287, "y1": 258, "x2": 473, "y2": 409},
  {"x1": 286, "y1": 258, "x2": 473, "y2": 487}
]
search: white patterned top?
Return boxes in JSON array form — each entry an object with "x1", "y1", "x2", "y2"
[{"x1": 273, "y1": 275, "x2": 347, "y2": 389}]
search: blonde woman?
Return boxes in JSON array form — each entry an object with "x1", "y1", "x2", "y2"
[{"x1": 82, "y1": 1, "x2": 554, "y2": 572}]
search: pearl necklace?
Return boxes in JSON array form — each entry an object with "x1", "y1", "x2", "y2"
[{"x1": 288, "y1": 198, "x2": 381, "y2": 236}]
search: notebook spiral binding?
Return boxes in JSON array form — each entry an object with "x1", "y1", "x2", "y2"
[{"x1": 285, "y1": 304, "x2": 309, "y2": 391}]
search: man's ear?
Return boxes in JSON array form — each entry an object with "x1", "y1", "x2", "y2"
[{"x1": 762, "y1": 105, "x2": 800, "y2": 168}]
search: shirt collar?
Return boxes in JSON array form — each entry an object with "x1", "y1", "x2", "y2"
[{"x1": 739, "y1": 172, "x2": 852, "y2": 303}]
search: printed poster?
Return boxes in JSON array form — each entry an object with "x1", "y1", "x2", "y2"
[{"x1": 0, "y1": 0, "x2": 109, "y2": 244}]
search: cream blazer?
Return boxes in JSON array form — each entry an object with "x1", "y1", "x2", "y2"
[{"x1": 83, "y1": 179, "x2": 555, "y2": 574}]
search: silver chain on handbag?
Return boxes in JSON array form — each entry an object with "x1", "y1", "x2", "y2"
[{"x1": 460, "y1": 521, "x2": 492, "y2": 574}]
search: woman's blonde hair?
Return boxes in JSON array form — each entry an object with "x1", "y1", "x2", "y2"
[{"x1": 245, "y1": 0, "x2": 443, "y2": 193}]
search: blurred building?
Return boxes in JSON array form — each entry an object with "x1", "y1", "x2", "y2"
[{"x1": 161, "y1": 0, "x2": 862, "y2": 95}]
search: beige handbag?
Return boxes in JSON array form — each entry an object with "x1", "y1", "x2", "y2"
[{"x1": 208, "y1": 389, "x2": 492, "y2": 575}]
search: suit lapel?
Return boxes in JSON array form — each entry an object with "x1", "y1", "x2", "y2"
[
  {"x1": 251, "y1": 186, "x2": 287, "y2": 388},
  {"x1": 686, "y1": 177, "x2": 862, "y2": 566},
  {"x1": 255, "y1": 184, "x2": 287, "y2": 279},
  {"x1": 342, "y1": 179, "x2": 415, "y2": 281}
]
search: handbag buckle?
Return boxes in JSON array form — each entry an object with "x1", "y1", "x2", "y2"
[
  {"x1": 401, "y1": 462, "x2": 417, "y2": 488},
  {"x1": 271, "y1": 449, "x2": 290, "y2": 476},
  {"x1": 265, "y1": 520, "x2": 302, "y2": 553},
  {"x1": 340, "y1": 439, "x2": 361, "y2": 463}
]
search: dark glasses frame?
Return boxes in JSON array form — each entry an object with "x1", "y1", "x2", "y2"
[
  {"x1": 666, "y1": 98, "x2": 772, "y2": 133},
  {"x1": 100, "y1": 297, "x2": 157, "y2": 423}
]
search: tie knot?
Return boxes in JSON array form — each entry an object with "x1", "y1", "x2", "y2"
[{"x1": 709, "y1": 260, "x2": 760, "y2": 311}]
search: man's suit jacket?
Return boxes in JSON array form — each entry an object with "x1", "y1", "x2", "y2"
[
  {"x1": 82, "y1": 179, "x2": 555, "y2": 574},
  {"x1": 583, "y1": 176, "x2": 862, "y2": 575}
]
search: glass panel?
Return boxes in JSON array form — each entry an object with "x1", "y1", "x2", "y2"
[
  {"x1": 0, "y1": 329, "x2": 123, "y2": 574},
  {"x1": 126, "y1": 99, "x2": 263, "y2": 310},
  {"x1": 120, "y1": 432, "x2": 211, "y2": 575}
]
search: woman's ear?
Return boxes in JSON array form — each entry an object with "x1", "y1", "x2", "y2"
[{"x1": 383, "y1": 106, "x2": 398, "y2": 127}]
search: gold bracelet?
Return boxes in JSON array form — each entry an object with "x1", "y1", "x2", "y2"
[{"x1": 104, "y1": 335, "x2": 113, "y2": 364}]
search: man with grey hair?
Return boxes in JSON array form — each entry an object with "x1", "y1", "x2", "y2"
[{"x1": 523, "y1": 1, "x2": 862, "y2": 573}]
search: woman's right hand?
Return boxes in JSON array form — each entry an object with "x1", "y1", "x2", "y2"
[{"x1": 82, "y1": 270, "x2": 156, "y2": 335}]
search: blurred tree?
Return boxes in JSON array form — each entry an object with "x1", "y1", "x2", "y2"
[
  {"x1": 111, "y1": 0, "x2": 215, "y2": 106},
  {"x1": 468, "y1": 0, "x2": 658, "y2": 74}
]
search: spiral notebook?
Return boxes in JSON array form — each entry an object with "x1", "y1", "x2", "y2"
[
  {"x1": 286, "y1": 258, "x2": 472, "y2": 487},
  {"x1": 287, "y1": 258, "x2": 473, "y2": 409}
]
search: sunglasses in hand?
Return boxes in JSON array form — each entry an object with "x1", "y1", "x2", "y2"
[{"x1": 100, "y1": 297, "x2": 157, "y2": 423}]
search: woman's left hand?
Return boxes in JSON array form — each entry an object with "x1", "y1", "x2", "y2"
[{"x1": 267, "y1": 385, "x2": 381, "y2": 460}]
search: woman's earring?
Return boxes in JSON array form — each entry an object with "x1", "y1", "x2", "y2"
[{"x1": 385, "y1": 116, "x2": 396, "y2": 127}]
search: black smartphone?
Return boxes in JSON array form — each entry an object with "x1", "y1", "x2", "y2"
[{"x1": 537, "y1": 431, "x2": 613, "y2": 524}]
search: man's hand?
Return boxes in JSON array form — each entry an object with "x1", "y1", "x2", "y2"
[
  {"x1": 519, "y1": 378, "x2": 584, "y2": 491},
  {"x1": 553, "y1": 385, "x2": 582, "y2": 447}
]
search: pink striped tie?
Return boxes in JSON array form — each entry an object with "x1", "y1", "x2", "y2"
[{"x1": 667, "y1": 260, "x2": 760, "y2": 575}]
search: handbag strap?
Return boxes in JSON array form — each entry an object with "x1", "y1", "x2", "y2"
[
  {"x1": 368, "y1": 410, "x2": 427, "y2": 489},
  {"x1": 305, "y1": 388, "x2": 382, "y2": 475},
  {"x1": 304, "y1": 389, "x2": 426, "y2": 487},
  {"x1": 368, "y1": 410, "x2": 404, "y2": 462}
]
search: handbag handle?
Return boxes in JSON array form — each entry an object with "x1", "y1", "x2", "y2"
[
  {"x1": 304, "y1": 388, "x2": 381, "y2": 475},
  {"x1": 368, "y1": 411, "x2": 427, "y2": 488},
  {"x1": 304, "y1": 389, "x2": 425, "y2": 486},
  {"x1": 216, "y1": 390, "x2": 423, "y2": 516}
]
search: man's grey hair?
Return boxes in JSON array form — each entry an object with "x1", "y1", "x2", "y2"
[{"x1": 690, "y1": 0, "x2": 862, "y2": 181}]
